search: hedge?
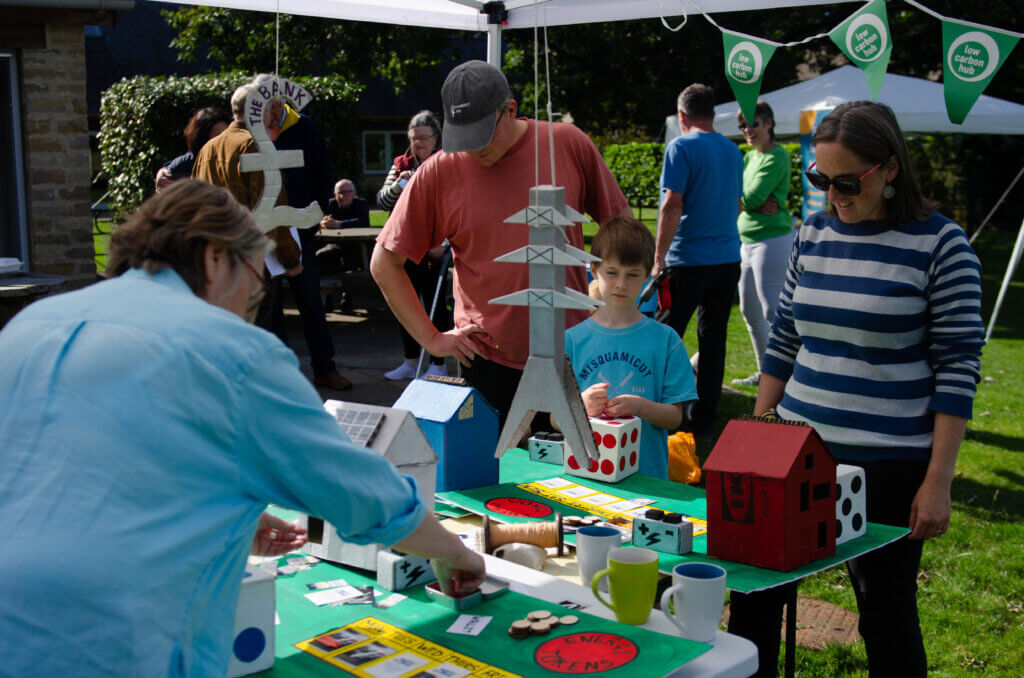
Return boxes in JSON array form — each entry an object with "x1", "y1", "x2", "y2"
[
  {"x1": 99, "y1": 73, "x2": 362, "y2": 218},
  {"x1": 603, "y1": 140, "x2": 804, "y2": 217}
]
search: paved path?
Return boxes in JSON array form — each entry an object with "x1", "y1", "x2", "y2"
[{"x1": 282, "y1": 298, "x2": 455, "y2": 407}]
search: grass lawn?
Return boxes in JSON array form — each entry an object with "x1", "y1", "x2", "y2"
[{"x1": 94, "y1": 210, "x2": 1023, "y2": 675}]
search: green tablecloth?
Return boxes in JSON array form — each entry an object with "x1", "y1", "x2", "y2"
[
  {"x1": 264, "y1": 558, "x2": 709, "y2": 677},
  {"x1": 439, "y1": 449, "x2": 908, "y2": 593}
]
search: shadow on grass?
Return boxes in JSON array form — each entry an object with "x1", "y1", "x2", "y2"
[
  {"x1": 952, "y1": 470, "x2": 1024, "y2": 521},
  {"x1": 964, "y1": 427, "x2": 1024, "y2": 453}
]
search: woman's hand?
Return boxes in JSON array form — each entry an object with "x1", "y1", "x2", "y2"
[
  {"x1": 908, "y1": 476, "x2": 952, "y2": 540},
  {"x1": 252, "y1": 513, "x2": 308, "y2": 556}
]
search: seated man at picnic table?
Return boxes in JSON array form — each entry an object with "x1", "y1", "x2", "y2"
[{"x1": 321, "y1": 178, "x2": 370, "y2": 229}]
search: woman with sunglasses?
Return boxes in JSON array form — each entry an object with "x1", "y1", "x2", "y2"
[
  {"x1": 0, "y1": 180, "x2": 484, "y2": 676},
  {"x1": 727, "y1": 101, "x2": 984, "y2": 677},
  {"x1": 732, "y1": 100, "x2": 795, "y2": 388}
]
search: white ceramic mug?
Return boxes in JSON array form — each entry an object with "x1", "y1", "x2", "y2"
[
  {"x1": 660, "y1": 562, "x2": 727, "y2": 643},
  {"x1": 492, "y1": 542, "x2": 547, "y2": 570},
  {"x1": 575, "y1": 525, "x2": 623, "y2": 589}
]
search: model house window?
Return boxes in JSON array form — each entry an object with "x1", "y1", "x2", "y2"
[
  {"x1": 0, "y1": 52, "x2": 28, "y2": 269},
  {"x1": 363, "y1": 130, "x2": 409, "y2": 174}
]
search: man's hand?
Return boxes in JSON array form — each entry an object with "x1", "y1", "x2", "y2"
[
  {"x1": 252, "y1": 513, "x2": 308, "y2": 556},
  {"x1": 651, "y1": 255, "x2": 667, "y2": 281},
  {"x1": 285, "y1": 264, "x2": 304, "y2": 277},
  {"x1": 754, "y1": 195, "x2": 779, "y2": 216},
  {"x1": 320, "y1": 215, "x2": 341, "y2": 230},
  {"x1": 425, "y1": 325, "x2": 492, "y2": 367}
]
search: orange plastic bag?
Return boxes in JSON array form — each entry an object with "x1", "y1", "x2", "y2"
[{"x1": 668, "y1": 431, "x2": 701, "y2": 485}]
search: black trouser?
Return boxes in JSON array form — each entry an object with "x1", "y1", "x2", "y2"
[
  {"x1": 400, "y1": 258, "x2": 449, "y2": 365},
  {"x1": 270, "y1": 227, "x2": 337, "y2": 377},
  {"x1": 728, "y1": 458, "x2": 929, "y2": 677},
  {"x1": 664, "y1": 262, "x2": 740, "y2": 434}
]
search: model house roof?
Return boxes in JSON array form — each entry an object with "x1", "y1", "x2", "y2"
[{"x1": 703, "y1": 418, "x2": 833, "y2": 479}]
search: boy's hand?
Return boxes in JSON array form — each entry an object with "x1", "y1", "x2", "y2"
[
  {"x1": 581, "y1": 383, "x2": 609, "y2": 416},
  {"x1": 604, "y1": 395, "x2": 644, "y2": 419}
]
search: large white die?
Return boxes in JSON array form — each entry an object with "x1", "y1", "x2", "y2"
[
  {"x1": 563, "y1": 415, "x2": 641, "y2": 483},
  {"x1": 227, "y1": 563, "x2": 275, "y2": 677},
  {"x1": 835, "y1": 463, "x2": 867, "y2": 545}
]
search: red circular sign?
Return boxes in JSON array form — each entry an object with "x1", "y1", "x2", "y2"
[
  {"x1": 601, "y1": 459, "x2": 614, "y2": 475},
  {"x1": 534, "y1": 633, "x2": 639, "y2": 674},
  {"x1": 602, "y1": 434, "x2": 616, "y2": 449},
  {"x1": 485, "y1": 497, "x2": 552, "y2": 518}
]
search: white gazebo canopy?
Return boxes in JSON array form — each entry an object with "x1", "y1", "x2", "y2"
[{"x1": 710, "y1": 65, "x2": 1024, "y2": 137}]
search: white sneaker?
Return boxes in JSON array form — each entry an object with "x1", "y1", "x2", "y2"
[
  {"x1": 424, "y1": 363, "x2": 447, "y2": 378},
  {"x1": 731, "y1": 372, "x2": 761, "y2": 387},
  {"x1": 384, "y1": 361, "x2": 416, "y2": 380}
]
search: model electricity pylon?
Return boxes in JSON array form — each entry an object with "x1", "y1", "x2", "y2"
[{"x1": 490, "y1": 184, "x2": 601, "y2": 466}]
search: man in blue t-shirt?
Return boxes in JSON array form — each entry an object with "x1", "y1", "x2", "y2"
[{"x1": 654, "y1": 83, "x2": 743, "y2": 439}]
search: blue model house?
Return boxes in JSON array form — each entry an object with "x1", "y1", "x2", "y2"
[{"x1": 393, "y1": 378, "x2": 499, "y2": 491}]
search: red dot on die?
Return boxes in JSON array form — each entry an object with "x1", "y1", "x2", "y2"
[
  {"x1": 631, "y1": 429, "x2": 638, "y2": 443},
  {"x1": 620, "y1": 433, "x2": 627, "y2": 447},
  {"x1": 593, "y1": 431, "x2": 602, "y2": 447},
  {"x1": 619, "y1": 456, "x2": 626, "y2": 471},
  {"x1": 601, "y1": 459, "x2": 614, "y2": 475},
  {"x1": 602, "y1": 434, "x2": 616, "y2": 448},
  {"x1": 630, "y1": 451, "x2": 637, "y2": 466},
  {"x1": 567, "y1": 455, "x2": 580, "y2": 470},
  {"x1": 588, "y1": 457, "x2": 599, "y2": 472}
]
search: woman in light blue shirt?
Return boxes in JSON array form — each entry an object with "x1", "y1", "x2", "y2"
[{"x1": 0, "y1": 180, "x2": 483, "y2": 678}]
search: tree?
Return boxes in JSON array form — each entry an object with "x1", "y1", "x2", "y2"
[
  {"x1": 162, "y1": 6, "x2": 470, "y2": 93},
  {"x1": 501, "y1": 1, "x2": 1022, "y2": 140}
]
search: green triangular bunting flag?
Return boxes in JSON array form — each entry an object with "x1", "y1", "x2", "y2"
[
  {"x1": 722, "y1": 30, "x2": 778, "y2": 126},
  {"x1": 829, "y1": 0, "x2": 892, "y2": 100},
  {"x1": 942, "y1": 19, "x2": 1020, "y2": 124}
]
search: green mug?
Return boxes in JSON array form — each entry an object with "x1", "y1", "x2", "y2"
[{"x1": 590, "y1": 547, "x2": 660, "y2": 625}]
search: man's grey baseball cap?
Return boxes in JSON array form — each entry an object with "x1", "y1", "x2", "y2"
[{"x1": 441, "y1": 61, "x2": 511, "y2": 153}]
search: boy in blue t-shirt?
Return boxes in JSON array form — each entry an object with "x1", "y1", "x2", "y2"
[{"x1": 566, "y1": 217, "x2": 697, "y2": 479}]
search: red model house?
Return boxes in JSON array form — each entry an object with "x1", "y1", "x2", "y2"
[{"x1": 703, "y1": 417, "x2": 837, "y2": 572}]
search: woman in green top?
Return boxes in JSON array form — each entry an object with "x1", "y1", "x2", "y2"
[{"x1": 732, "y1": 100, "x2": 795, "y2": 387}]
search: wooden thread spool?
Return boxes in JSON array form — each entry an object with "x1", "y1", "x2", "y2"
[{"x1": 483, "y1": 513, "x2": 564, "y2": 557}]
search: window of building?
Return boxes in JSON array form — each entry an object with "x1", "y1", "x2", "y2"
[
  {"x1": 0, "y1": 52, "x2": 28, "y2": 270},
  {"x1": 362, "y1": 130, "x2": 408, "y2": 175}
]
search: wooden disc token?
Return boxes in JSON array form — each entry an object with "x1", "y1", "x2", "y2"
[
  {"x1": 563, "y1": 516, "x2": 583, "y2": 526},
  {"x1": 508, "y1": 620, "x2": 531, "y2": 638},
  {"x1": 559, "y1": 614, "x2": 579, "y2": 625},
  {"x1": 530, "y1": 621, "x2": 552, "y2": 635},
  {"x1": 527, "y1": 609, "x2": 552, "y2": 622},
  {"x1": 547, "y1": 616, "x2": 560, "y2": 628}
]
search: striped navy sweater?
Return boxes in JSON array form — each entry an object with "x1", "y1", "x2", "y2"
[{"x1": 762, "y1": 210, "x2": 984, "y2": 463}]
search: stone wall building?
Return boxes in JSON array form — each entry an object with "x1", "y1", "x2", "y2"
[{"x1": 0, "y1": 1, "x2": 131, "y2": 321}]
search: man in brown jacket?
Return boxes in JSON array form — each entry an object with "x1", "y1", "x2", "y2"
[{"x1": 192, "y1": 83, "x2": 302, "y2": 274}]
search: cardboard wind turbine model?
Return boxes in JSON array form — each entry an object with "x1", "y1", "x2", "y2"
[{"x1": 490, "y1": 185, "x2": 601, "y2": 468}]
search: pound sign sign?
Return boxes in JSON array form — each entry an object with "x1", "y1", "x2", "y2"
[{"x1": 238, "y1": 76, "x2": 323, "y2": 234}]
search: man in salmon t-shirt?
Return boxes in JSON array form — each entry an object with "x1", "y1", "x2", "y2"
[{"x1": 371, "y1": 60, "x2": 631, "y2": 424}]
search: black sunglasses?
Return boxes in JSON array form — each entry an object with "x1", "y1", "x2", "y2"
[{"x1": 805, "y1": 161, "x2": 883, "y2": 196}]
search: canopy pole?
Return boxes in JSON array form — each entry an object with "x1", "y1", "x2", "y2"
[
  {"x1": 970, "y1": 163, "x2": 1024, "y2": 245},
  {"x1": 985, "y1": 217, "x2": 1024, "y2": 343},
  {"x1": 487, "y1": 23, "x2": 501, "y2": 67}
]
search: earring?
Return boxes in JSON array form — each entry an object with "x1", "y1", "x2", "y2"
[{"x1": 882, "y1": 183, "x2": 895, "y2": 199}]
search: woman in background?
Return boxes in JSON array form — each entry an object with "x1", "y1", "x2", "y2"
[
  {"x1": 154, "y1": 106, "x2": 232, "y2": 191},
  {"x1": 731, "y1": 100, "x2": 794, "y2": 387},
  {"x1": 377, "y1": 110, "x2": 452, "y2": 380}
]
